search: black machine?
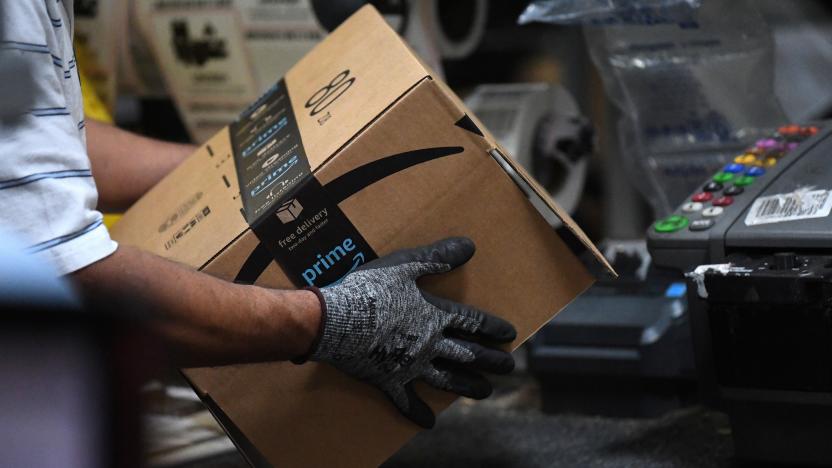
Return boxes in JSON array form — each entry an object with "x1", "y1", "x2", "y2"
[
  {"x1": 648, "y1": 123, "x2": 832, "y2": 465},
  {"x1": 528, "y1": 247, "x2": 698, "y2": 418}
]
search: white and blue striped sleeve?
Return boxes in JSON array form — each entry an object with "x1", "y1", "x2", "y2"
[{"x1": 0, "y1": 1, "x2": 117, "y2": 275}]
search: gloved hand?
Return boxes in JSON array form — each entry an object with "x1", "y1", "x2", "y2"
[{"x1": 304, "y1": 237, "x2": 517, "y2": 428}]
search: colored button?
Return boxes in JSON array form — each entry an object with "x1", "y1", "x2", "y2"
[
  {"x1": 692, "y1": 192, "x2": 713, "y2": 202},
  {"x1": 665, "y1": 282, "x2": 687, "y2": 298},
  {"x1": 801, "y1": 126, "x2": 818, "y2": 137},
  {"x1": 734, "y1": 154, "x2": 753, "y2": 164},
  {"x1": 654, "y1": 215, "x2": 689, "y2": 233},
  {"x1": 702, "y1": 206, "x2": 724, "y2": 217},
  {"x1": 746, "y1": 167, "x2": 765, "y2": 177},
  {"x1": 682, "y1": 202, "x2": 704, "y2": 212},
  {"x1": 724, "y1": 185, "x2": 744, "y2": 196},
  {"x1": 763, "y1": 157, "x2": 777, "y2": 167},
  {"x1": 723, "y1": 163, "x2": 745, "y2": 173},
  {"x1": 689, "y1": 219, "x2": 714, "y2": 231},
  {"x1": 703, "y1": 182, "x2": 723, "y2": 192},
  {"x1": 743, "y1": 151, "x2": 759, "y2": 159},
  {"x1": 756, "y1": 138, "x2": 778, "y2": 150},
  {"x1": 786, "y1": 142, "x2": 799, "y2": 151},
  {"x1": 778, "y1": 125, "x2": 796, "y2": 135},
  {"x1": 713, "y1": 172, "x2": 734, "y2": 183},
  {"x1": 712, "y1": 196, "x2": 734, "y2": 207},
  {"x1": 734, "y1": 175, "x2": 756, "y2": 187}
]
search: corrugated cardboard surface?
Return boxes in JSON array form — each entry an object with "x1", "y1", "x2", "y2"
[{"x1": 111, "y1": 6, "x2": 612, "y2": 467}]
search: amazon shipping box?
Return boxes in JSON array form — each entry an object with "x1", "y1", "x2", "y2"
[{"x1": 111, "y1": 5, "x2": 613, "y2": 467}]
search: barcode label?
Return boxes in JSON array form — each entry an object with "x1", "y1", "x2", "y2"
[{"x1": 745, "y1": 189, "x2": 832, "y2": 226}]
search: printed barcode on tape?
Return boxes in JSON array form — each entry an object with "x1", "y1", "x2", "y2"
[{"x1": 745, "y1": 189, "x2": 832, "y2": 226}]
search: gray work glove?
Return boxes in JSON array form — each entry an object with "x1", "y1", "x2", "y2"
[{"x1": 304, "y1": 237, "x2": 517, "y2": 428}]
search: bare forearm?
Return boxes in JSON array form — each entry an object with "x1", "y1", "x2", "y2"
[
  {"x1": 71, "y1": 246, "x2": 321, "y2": 367},
  {"x1": 86, "y1": 119, "x2": 196, "y2": 212}
]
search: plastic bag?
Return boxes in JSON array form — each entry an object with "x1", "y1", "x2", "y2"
[
  {"x1": 519, "y1": 0, "x2": 701, "y2": 26},
  {"x1": 521, "y1": 0, "x2": 786, "y2": 215}
]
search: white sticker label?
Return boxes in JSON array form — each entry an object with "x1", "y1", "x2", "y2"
[{"x1": 745, "y1": 189, "x2": 832, "y2": 226}]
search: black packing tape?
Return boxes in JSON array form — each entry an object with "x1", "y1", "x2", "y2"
[
  {"x1": 248, "y1": 176, "x2": 378, "y2": 288},
  {"x1": 230, "y1": 78, "x2": 377, "y2": 287},
  {"x1": 231, "y1": 79, "x2": 312, "y2": 224}
]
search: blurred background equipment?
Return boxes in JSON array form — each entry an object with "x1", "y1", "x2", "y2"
[
  {"x1": 760, "y1": 0, "x2": 832, "y2": 122},
  {"x1": 426, "y1": 0, "x2": 487, "y2": 61},
  {"x1": 119, "y1": 0, "x2": 489, "y2": 141},
  {"x1": 74, "y1": 0, "x2": 123, "y2": 112},
  {"x1": 523, "y1": 0, "x2": 787, "y2": 217}
]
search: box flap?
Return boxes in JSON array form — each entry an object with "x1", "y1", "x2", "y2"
[{"x1": 491, "y1": 144, "x2": 616, "y2": 276}]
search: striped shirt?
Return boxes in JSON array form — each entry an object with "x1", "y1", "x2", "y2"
[{"x1": 0, "y1": 1, "x2": 116, "y2": 275}]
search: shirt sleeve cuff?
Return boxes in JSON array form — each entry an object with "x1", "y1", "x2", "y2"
[{"x1": 35, "y1": 223, "x2": 119, "y2": 275}]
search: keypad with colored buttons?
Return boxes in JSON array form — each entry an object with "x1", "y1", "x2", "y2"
[
  {"x1": 648, "y1": 123, "x2": 830, "y2": 273},
  {"x1": 652, "y1": 124, "x2": 820, "y2": 235}
]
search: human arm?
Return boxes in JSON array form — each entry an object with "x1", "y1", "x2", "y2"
[
  {"x1": 85, "y1": 119, "x2": 196, "y2": 212},
  {"x1": 71, "y1": 245, "x2": 322, "y2": 367},
  {"x1": 72, "y1": 236, "x2": 516, "y2": 428}
]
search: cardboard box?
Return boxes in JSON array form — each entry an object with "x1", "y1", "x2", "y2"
[{"x1": 111, "y1": 6, "x2": 613, "y2": 467}]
